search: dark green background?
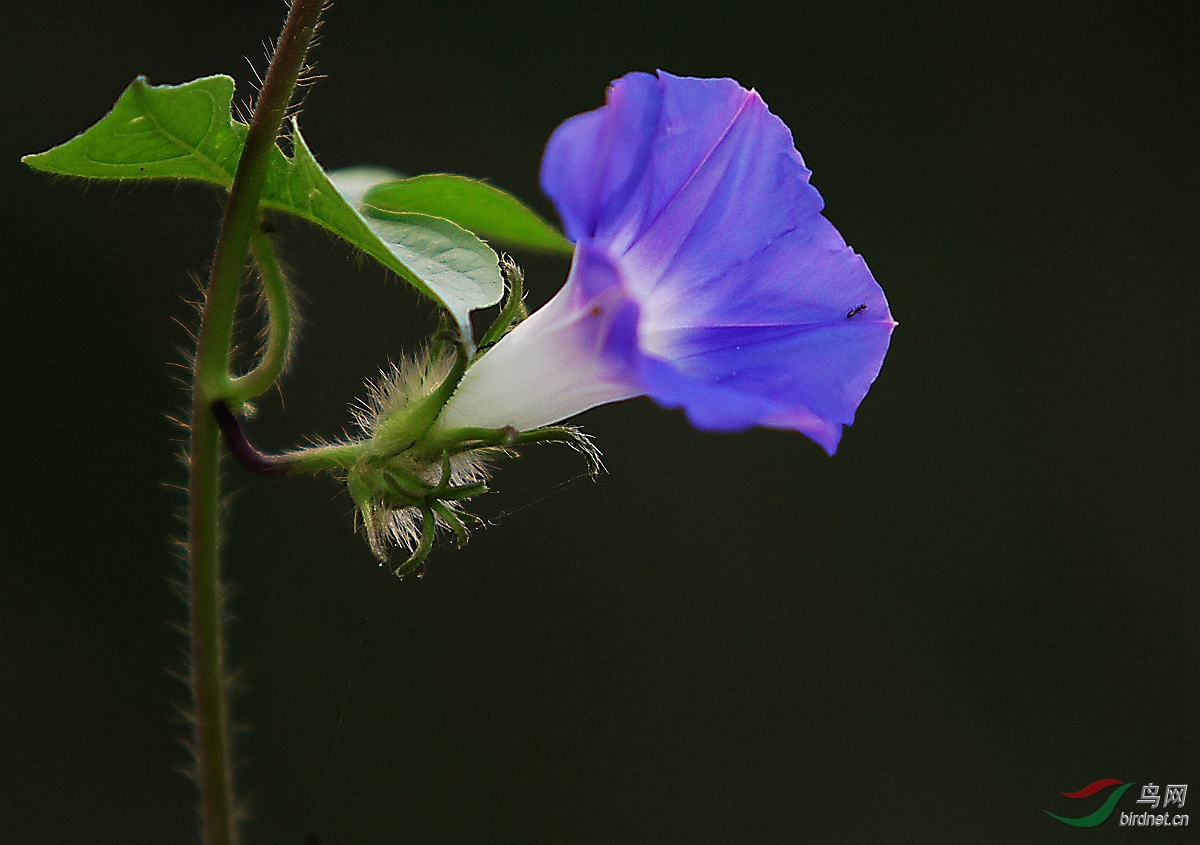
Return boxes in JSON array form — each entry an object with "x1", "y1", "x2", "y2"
[{"x1": 3, "y1": 2, "x2": 1195, "y2": 842}]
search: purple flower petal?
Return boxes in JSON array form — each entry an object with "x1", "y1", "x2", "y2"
[
  {"x1": 540, "y1": 72, "x2": 662, "y2": 245},
  {"x1": 636, "y1": 214, "x2": 894, "y2": 453},
  {"x1": 440, "y1": 71, "x2": 894, "y2": 453}
]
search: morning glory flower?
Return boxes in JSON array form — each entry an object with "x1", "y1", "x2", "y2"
[
  {"x1": 346, "y1": 71, "x2": 896, "y2": 572},
  {"x1": 438, "y1": 70, "x2": 895, "y2": 454}
]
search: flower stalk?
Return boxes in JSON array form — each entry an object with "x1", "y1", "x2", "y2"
[{"x1": 210, "y1": 310, "x2": 603, "y2": 576}]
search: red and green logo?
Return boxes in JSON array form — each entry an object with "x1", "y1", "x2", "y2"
[{"x1": 1046, "y1": 778, "x2": 1135, "y2": 827}]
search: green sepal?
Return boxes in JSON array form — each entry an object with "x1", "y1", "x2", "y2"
[
  {"x1": 437, "y1": 482, "x2": 488, "y2": 502},
  {"x1": 394, "y1": 504, "x2": 438, "y2": 579},
  {"x1": 347, "y1": 464, "x2": 376, "y2": 516},
  {"x1": 430, "y1": 500, "x2": 470, "y2": 547},
  {"x1": 370, "y1": 339, "x2": 470, "y2": 456},
  {"x1": 518, "y1": 426, "x2": 604, "y2": 475},
  {"x1": 378, "y1": 469, "x2": 428, "y2": 507},
  {"x1": 363, "y1": 174, "x2": 573, "y2": 255},
  {"x1": 476, "y1": 258, "x2": 528, "y2": 355},
  {"x1": 424, "y1": 425, "x2": 520, "y2": 456}
]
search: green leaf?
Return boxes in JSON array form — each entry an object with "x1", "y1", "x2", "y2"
[
  {"x1": 22, "y1": 75, "x2": 243, "y2": 185},
  {"x1": 23, "y1": 76, "x2": 502, "y2": 338},
  {"x1": 363, "y1": 174, "x2": 573, "y2": 255},
  {"x1": 290, "y1": 145, "x2": 503, "y2": 338}
]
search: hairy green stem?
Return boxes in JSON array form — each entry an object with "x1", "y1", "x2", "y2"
[
  {"x1": 212, "y1": 399, "x2": 365, "y2": 476},
  {"x1": 187, "y1": 3, "x2": 322, "y2": 844},
  {"x1": 281, "y1": 440, "x2": 365, "y2": 473},
  {"x1": 230, "y1": 227, "x2": 293, "y2": 401}
]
